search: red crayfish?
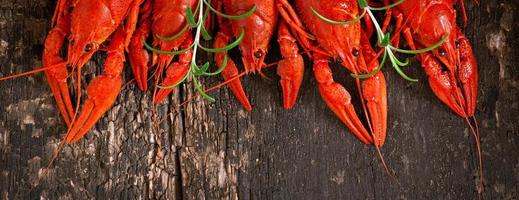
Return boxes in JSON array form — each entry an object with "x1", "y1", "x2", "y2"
[
  {"x1": 277, "y1": 0, "x2": 388, "y2": 147},
  {"x1": 0, "y1": 1, "x2": 482, "y2": 189},
  {"x1": 18, "y1": 0, "x2": 144, "y2": 143},
  {"x1": 382, "y1": 0, "x2": 483, "y2": 192}
]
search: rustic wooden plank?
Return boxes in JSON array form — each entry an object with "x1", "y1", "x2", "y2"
[
  {"x1": 0, "y1": 1, "x2": 186, "y2": 199},
  {"x1": 0, "y1": 0, "x2": 518, "y2": 200}
]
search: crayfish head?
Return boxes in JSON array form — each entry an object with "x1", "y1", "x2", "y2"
[
  {"x1": 238, "y1": 27, "x2": 270, "y2": 73},
  {"x1": 422, "y1": 28, "x2": 479, "y2": 118},
  {"x1": 67, "y1": 35, "x2": 100, "y2": 69},
  {"x1": 241, "y1": 46, "x2": 267, "y2": 74},
  {"x1": 233, "y1": 10, "x2": 277, "y2": 73},
  {"x1": 335, "y1": 42, "x2": 362, "y2": 74},
  {"x1": 416, "y1": 2, "x2": 459, "y2": 71},
  {"x1": 67, "y1": 0, "x2": 118, "y2": 69},
  {"x1": 432, "y1": 33, "x2": 459, "y2": 73}
]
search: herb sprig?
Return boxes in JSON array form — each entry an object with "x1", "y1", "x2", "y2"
[
  {"x1": 311, "y1": 0, "x2": 448, "y2": 81},
  {"x1": 144, "y1": 0, "x2": 256, "y2": 101}
]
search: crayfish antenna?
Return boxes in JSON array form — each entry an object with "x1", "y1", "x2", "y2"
[
  {"x1": 41, "y1": 67, "x2": 83, "y2": 175},
  {"x1": 0, "y1": 62, "x2": 66, "y2": 81},
  {"x1": 463, "y1": 115, "x2": 484, "y2": 194},
  {"x1": 472, "y1": 116, "x2": 483, "y2": 194},
  {"x1": 39, "y1": 99, "x2": 82, "y2": 185},
  {"x1": 39, "y1": 91, "x2": 85, "y2": 185},
  {"x1": 374, "y1": 144, "x2": 399, "y2": 183},
  {"x1": 174, "y1": 71, "x2": 248, "y2": 111},
  {"x1": 0, "y1": 62, "x2": 76, "y2": 126}
]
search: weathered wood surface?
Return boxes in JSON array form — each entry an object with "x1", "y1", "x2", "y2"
[{"x1": 0, "y1": 0, "x2": 518, "y2": 199}]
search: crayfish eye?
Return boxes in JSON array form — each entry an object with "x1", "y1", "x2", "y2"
[
  {"x1": 84, "y1": 43, "x2": 93, "y2": 52},
  {"x1": 438, "y1": 48, "x2": 446, "y2": 57},
  {"x1": 254, "y1": 50, "x2": 263, "y2": 59},
  {"x1": 352, "y1": 48, "x2": 359, "y2": 57},
  {"x1": 455, "y1": 41, "x2": 460, "y2": 49}
]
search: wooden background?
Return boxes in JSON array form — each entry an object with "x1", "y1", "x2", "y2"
[{"x1": 0, "y1": 0, "x2": 518, "y2": 199}]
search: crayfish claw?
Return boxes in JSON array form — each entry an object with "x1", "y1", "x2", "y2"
[
  {"x1": 128, "y1": 0, "x2": 152, "y2": 91},
  {"x1": 67, "y1": 27, "x2": 127, "y2": 143},
  {"x1": 277, "y1": 57, "x2": 304, "y2": 109},
  {"x1": 220, "y1": 57, "x2": 252, "y2": 111},
  {"x1": 313, "y1": 54, "x2": 374, "y2": 144},
  {"x1": 456, "y1": 31, "x2": 478, "y2": 117},
  {"x1": 214, "y1": 30, "x2": 252, "y2": 111},
  {"x1": 43, "y1": 12, "x2": 74, "y2": 126},
  {"x1": 66, "y1": 75, "x2": 122, "y2": 144},
  {"x1": 277, "y1": 21, "x2": 304, "y2": 109},
  {"x1": 361, "y1": 71, "x2": 388, "y2": 147},
  {"x1": 45, "y1": 69, "x2": 75, "y2": 126}
]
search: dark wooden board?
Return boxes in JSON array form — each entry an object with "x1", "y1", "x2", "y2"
[{"x1": 0, "y1": 0, "x2": 518, "y2": 199}]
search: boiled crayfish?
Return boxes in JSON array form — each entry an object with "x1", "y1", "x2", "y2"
[
  {"x1": 382, "y1": 0, "x2": 482, "y2": 192},
  {"x1": 213, "y1": 0, "x2": 305, "y2": 110},
  {"x1": 128, "y1": 0, "x2": 197, "y2": 104},
  {"x1": 277, "y1": 0, "x2": 388, "y2": 147},
  {"x1": 0, "y1": 0, "x2": 483, "y2": 187},
  {"x1": 44, "y1": 0, "x2": 143, "y2": 143},
  {"x1": 387, "y1": 0, "x2": 478, "y2": 119}
]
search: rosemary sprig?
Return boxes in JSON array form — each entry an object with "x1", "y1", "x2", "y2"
[
  {"x1": 143, "y1": 0, "x2": 256, "y2": 101},
  {"x1": 311, "y1": 0, "x2": 448, "y2": 82}
]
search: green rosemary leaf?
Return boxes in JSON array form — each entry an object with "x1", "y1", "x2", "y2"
[
  {"x1": 186, "y1": 7, "x2": 198, "y2": 28},
  {"x1": 204, "y1": 0, "x2": 256, "y2": 20},
  {"x1": 351, "y1": 50, "x2": 388, "y2": 79},
  {"x1": 203, "y1": 55, "x2": 228, "y2": 76},
  {"x1": 389, "y1": 51, "x2": 418, "y2": 82},
  {"x1": 193, "y1": 76, "x2": 216, "y2": 102},
  {"x1": 197, "y1": 28, "x2": 244, "y2": 53},
  {"x1": 156, "y1": 24, "x2": 190, "y2": 41},
  {"x1": 201, "y1": 25, "x2": 213, "y2": 40},
  {"x1": 310, "y1": 7, "x2": 366, "y2": 25},
  {"x1": 390, "y1": 35, "x2": 449, "y2": 54}
]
